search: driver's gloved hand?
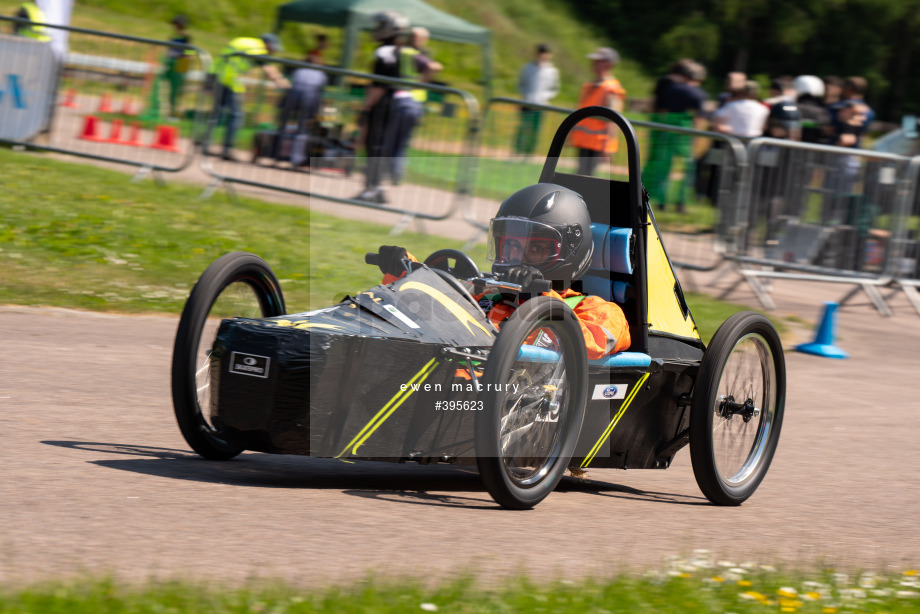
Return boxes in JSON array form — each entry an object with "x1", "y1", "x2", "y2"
[
  {"x1": 378, "y1": 245, "x2": 409, "y2": 277},
  {"x1": 504, "y1": 265, "x2": 543, "y2": 289}
]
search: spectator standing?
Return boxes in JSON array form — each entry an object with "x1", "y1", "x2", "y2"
[
  {"x1": 571, "y1": 46, "x2": 626, "y2": 177},
  {"x1": 273, "y1": 51, "x2": 328, "y2": 166},
  {"x1": 204, "y1": 33, "x2": 289, "y2": 161},
  {"x1": 515, "y1": 43, "x2": 560, "y2": 155},
  {"x1": 382, "y1": 27, "x2": 441, "y2": 185},
  {"x1": 829, "y1": 76, "x2": 874, "y2": 148},
  {"x1": 711, "y1": 80, "x2": 769, "y2": 138},
  {"x1": 823, "y1": 77, "x2": 875, "y2": 224},
  {"x1": 309, "y1": 33, "x2": 329, "y2": 62},
  {"x1": 354, "y1": 11, "x2": 411, "y2": 204},
  {"x1": 792, "y1": 75, "x2": 831, "y2": 144},
  {"x1": 644, "y1": 59, "x2": 709, "y2": 210},
  {"x1": 716, "y1": 72, "x2": 747, "y2": 108},
  {"x1": 163, "y1": 15, "x2": 192, "y2": 120}
]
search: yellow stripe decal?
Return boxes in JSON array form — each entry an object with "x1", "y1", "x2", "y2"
[
  {"x1": 399, "y1": 281, "x2": 491, "y2": 337},
  {"x1": 581, "y1": 372, "x2": 650, "y2": 468},
  {"x1": 335, "y1": 357, "x2": 439, "y2": 458}
]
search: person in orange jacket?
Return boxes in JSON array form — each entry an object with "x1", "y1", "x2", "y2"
[
  {"x1": 375, "y1": 183, "x2": 631, "y2": 359},
  {"x1": 571, "y1": 47, "x2": 626, "y2": 177}
]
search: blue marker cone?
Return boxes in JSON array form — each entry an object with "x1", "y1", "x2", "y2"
[{"x1": 796, "y1": 301, "x2": 848, "y2": 359}]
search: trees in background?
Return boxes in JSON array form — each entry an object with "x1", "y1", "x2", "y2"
[{"x1": 569, "y1": 0, "x2": 920, "y2": 120}]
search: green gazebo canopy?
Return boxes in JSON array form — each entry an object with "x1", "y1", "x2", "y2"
[{"x1": 276, "y1": 0, "x2": 492, "y2": 88}]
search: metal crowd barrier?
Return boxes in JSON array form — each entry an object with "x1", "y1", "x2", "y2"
[
  {"x1": 198, "y1": 54, "x2": 481, "y2": 232},
  {"x1": 720, "y1": 136, "x2": 920, "y2": 316},
  {"x1": 480, "y1": 97, "x2": 747, "y2": 274},
  {"x1": 0, "y1": 17, "x2": 211, "y2": 179},
  {"x1": 889, "y1": 159, "x2": 920, "y2": 316}
]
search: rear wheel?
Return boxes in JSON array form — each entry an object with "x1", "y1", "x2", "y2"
[
  {"x1": 690, "y1": 312, "x2": 785, "y2": 505},
  {"x1": 171, "y1": 252, "x2": 286, "y2": 460},
  {"x1": 476, "y1": 297, "x2": 588, "y2": 509}
]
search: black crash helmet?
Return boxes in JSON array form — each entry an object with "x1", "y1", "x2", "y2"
[{"x1": 487, "y1": 183, "x2": 594, "y2": 283}]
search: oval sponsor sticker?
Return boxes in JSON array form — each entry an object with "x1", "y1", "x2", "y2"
[{"x1": 592, "y1": 383, "x2": 628, "y2": 400}]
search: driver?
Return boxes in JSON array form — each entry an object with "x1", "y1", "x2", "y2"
[{"x1": 375, "y1": 183, "x2": 631, "y2": 359}]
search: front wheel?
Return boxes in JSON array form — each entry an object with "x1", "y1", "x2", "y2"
[
  {"x1": 476, "y1": 297, "x2": 588, "y2": 509},
  {"x1": 690, "y1": 312, "x2": 785, "y2": 505},
  {"x1": 171, "y1": 252, "x2": 286, "y2": 460}
]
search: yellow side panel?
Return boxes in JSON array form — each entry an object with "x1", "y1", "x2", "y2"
[{"x1": 646, "y1": 216, "x2": 700, "y2": 340}]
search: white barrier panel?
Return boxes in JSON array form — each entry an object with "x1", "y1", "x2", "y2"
[{"x1": 0, "y1": 34, "x2": 56, "y2": 140}]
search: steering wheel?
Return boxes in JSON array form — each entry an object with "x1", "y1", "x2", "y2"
[{"x1": 423, "y1": 249, "x2": 481, "y2": 280}]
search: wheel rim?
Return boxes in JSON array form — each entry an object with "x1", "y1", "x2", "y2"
[
  {"x1": 194, "y1": 278, "x2": 270, "y2": 433},
  {"x1": 499, "y1": 324, "x2": 570, "y2": 487},
  {"x1": 711, "y1": 332, "x2": 777, "y2": 486}
]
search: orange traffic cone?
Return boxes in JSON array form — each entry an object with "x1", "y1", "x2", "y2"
[
  {"x1": 61, "y1": 88, "x2": 78, "y2": 109},
  {"x1": 78, "y1": 115, "x2": 105, "y2": 142},
  {"x1": 150, "y1": 124, "x2": 180, "y2": 152},
  {"x1": 98, "y1": 92, "x2": 113, "y2": 113},
  {"x1": 106, "y1": 119, "x2": 124, "y2": 143},
  {"x1": 121, "y1": 96, "x2": 138, "y2": 116},
  {"x1": 121, "y1": 122, "x2": 144, "y2": 147}
]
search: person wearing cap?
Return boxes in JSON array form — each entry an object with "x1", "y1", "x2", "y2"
[
  {"x1": 515, "y1": 43, "x2": 560, "y2": 156},
  {"x1": 571, "y1": 47, "x2": 626, "y2": 177},
  {"x1": 204, "y1": 33, "x2": 289, "y2": 162},
  {"x1": 355, "y1": 11, "x2": 412, "y2": 204},
  {"x1": 12, "y1": 1, "x2": 50, "y2": 41}
]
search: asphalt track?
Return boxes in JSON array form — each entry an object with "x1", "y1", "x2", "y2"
[{"x1": 3, "y1": 264, "x2": 920, "y2": 587}]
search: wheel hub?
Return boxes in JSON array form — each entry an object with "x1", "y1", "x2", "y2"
[{"x1": 717, "y1": 395, "x2": 761, "y2": 423}]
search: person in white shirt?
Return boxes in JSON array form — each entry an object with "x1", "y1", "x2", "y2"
[
  {"x1": 711, "y1": 80, "x2": 769, "y2": 138},
  {"x1": 515, "y1": 43, "x2": 560, "y2": 155}
]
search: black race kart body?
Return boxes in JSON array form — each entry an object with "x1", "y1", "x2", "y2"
[{"x1": 173, "y1": 107, "x2": 786, "y2": 509}]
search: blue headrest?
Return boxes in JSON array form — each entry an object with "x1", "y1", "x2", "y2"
[
  {"x1": 588, "y1": 224, "x2": 633, "y2": 275},
  {"x1": 605, "y1": 227, "x2": 633, "y2": 274}
]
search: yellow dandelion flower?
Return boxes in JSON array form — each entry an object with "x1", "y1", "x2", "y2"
[
  {"x1": 822, "y1": 608, "x2": 839, "y2": 613},
  {"x1": 712, "y1": 576, "x2": 725, "y2": 582},
  {"x1": 905, "y1": 570, "x2": 919, "y2": 577},
  {"x1": 804, "y1": 591, "x2": 822, "y2": 600},
  {"x1": 781, "y1": 608, "x2": 796, "y2": 613},
  {"x1": 778, "y1": 587, "x2": 798, "y2": 598},
  {"x1": 738, "y1": 580, "x2": 752, "y2": 587},
  {"x1": 680, "y1": 572, "x2": 692, "y2": 578},
  {"x1": 780, "y1": 599, "x2": 804, "y2": 607},
  {"x1": 741, "y1": 591, "x2": 767, "y2": 602}
]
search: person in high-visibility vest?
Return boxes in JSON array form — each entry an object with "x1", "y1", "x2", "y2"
[
  {"x1": 381, "y1": 28, "x2": 441, "y2": 186},
  {"x1": 13, "y1": 1, "x2": 51, "y2": 42},
  {"x1": 571, "y1": 47, "x2": 626, "y2": 177},
  {"x1": 204, "y1": 33, "x2": 289, "y2": 162}
]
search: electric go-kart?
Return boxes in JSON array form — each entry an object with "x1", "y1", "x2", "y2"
[{"x1": 171, "y1": 107, "x2": 786, "y2": 509}]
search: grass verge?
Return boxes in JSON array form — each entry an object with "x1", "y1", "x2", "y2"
[
  {"x1": 0, "y1": 148, "x2": 777, "y2": 342},
  {"x1": 2, "y1": 566, "x2": 919, "y2": 612}
]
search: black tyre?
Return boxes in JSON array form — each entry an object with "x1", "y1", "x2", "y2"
[
  {"x1": 690, "y1": 312, "x2": 785, "y2": 505},
  {"x1": 476, "y1": 297, "x2": 588, "y2": 509},
  {"x1": 171, "y1": 252, "x2": 286, "y2": 460}
]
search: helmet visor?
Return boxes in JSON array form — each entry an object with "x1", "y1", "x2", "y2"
[{"x1": 487, "y1": 218, "x2": 564, "y2": 268}]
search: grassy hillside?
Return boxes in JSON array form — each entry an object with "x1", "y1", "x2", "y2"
[{"x1": 1, "y1": 0, "x2": 653, "y2": 103}]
